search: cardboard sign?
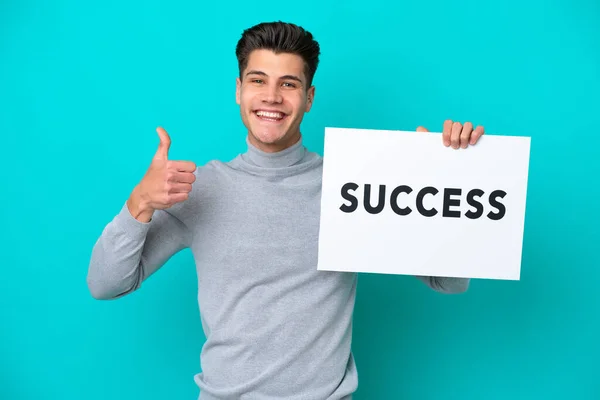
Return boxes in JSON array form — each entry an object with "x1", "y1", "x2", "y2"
[{"x1": 317, "y1": 127, "x2": 531, "y2": 280}]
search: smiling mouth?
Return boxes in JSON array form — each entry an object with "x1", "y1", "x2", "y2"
[{"x1": 254, "y1": 110, "x2": 287, "y2": 122}]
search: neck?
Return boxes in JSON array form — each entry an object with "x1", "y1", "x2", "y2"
[{"x1": 243, "y1": 134, "x2": 306, "y2": 168}]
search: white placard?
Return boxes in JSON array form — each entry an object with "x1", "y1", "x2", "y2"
[{"x1": 317, "y1": 127, "x2": 531, "y2": 280}]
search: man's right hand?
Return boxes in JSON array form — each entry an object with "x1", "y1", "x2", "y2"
[{"x1": 127, "y1": 127, "x2": 197, "y2": 222}]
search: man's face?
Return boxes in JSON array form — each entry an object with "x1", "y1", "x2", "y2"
[{"x1": 236, "y1": 49, "x2": 315, "y2": 153}]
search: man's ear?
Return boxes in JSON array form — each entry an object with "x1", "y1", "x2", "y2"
[
  {"x1": 236, "y1": 77, "x2": 241, "y2": 105},
  {"x1": 305, "y1": 86, "x2": 315, "y2": 112}
]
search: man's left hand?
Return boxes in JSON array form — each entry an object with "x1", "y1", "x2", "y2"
[{"x1": 416, "y1": 120, "x2": 485, "y2": 149}]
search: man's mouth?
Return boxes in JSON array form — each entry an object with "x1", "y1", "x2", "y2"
[{"x1": 254, "y1": 110, "x2": 287, "y2": 122}]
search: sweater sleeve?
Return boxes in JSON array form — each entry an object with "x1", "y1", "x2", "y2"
[
  {"x1": 414, "y1": 275, "x2": 470, "y2": 294},
  {"x1": 86, "y1": 201, "x2": 192, "y2": 300}
]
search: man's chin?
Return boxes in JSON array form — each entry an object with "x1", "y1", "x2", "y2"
[
  {"x1": 250, "y1": 130, "x2": 288, "y2": 145},
  {"x1": 248, "y1": 129, "x2": 299, "y2": 152}
]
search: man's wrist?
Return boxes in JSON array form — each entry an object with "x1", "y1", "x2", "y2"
[{"x1": 127, "y1": 186, "x2": 154, "y2": 223}]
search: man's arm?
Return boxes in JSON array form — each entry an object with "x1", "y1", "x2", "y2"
[
  {"x1": 86, "y1": 126, "x2": 196, "y2": 300},
  {"x1": 414, "y1": 275, "x2": 470, "y2": 294},
  {"x1": 86, "y1": 197, "x2": 191, "y2": 300}
]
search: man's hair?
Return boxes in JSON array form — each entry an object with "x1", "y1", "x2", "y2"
[{"x1": 235, "y1": 21, "x2": 321, "y2": 88}]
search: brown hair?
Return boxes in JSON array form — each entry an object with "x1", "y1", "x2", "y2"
[{"x1": 235, "y1": 21, "x2": 321, "y2": 88}]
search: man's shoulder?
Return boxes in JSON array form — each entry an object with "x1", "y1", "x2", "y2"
[
  {"x1": 191, "y1": 156, "x2": 254, "y2": 187},
  {"x1": 194, "y1": 158, "x2": 238, "y2": 175}
]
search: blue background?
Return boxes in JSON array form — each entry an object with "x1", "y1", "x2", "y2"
[{"x1": 1, "y1": 0, "x2": 599, "y2": 399}]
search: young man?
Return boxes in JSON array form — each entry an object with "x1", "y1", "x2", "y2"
[{"x1": 87, "y1": 21, "x2": 485, "y2": 400}]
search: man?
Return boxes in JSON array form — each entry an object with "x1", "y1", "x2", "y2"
[{"x1": 87, "y1": 21, "x2": 485, "y2": 400}]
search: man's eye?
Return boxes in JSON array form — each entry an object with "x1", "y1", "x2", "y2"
[
  {"x1": 282, "y1": 82, "x2": 296, "y2": 88},
  {"x1": 252, "y1": 79, "x2": 263, "y2": 84}
]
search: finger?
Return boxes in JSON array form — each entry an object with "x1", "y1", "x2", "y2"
[
  {"x1": 460, "y1": 122, "x2": 473, "y2": 148},
  {"x1": 470, "y1": 125, "x2": 485, "y2": 145},
  {"x1": 450, "y1": 122, "x2": 462, "y2": 149},
  {"x1": 169, "y1": 182, "x2": 193, "y2": 193},
  {"x1": 168, "y1": 171, "x2": 196, "y2": 184},
  {"x1": 442, "y1": 120, "x2": 453, "y2": 147},
  {"x1": 168, "y1": 160, "x2": 197, "y2": 172},
  {"x1": 416, "y1": 126, "x2": 429, "y2": 132},
  {"x1": 155, "y1": 127, "x2": 171, "y2": 160},
  {"x1": 169, "y1": 192, "x2": 189, "y2": 204}
]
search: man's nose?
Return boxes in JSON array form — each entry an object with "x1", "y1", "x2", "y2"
[{"x1": 262, "y1": 84, "x2": 283, "y2": 103}]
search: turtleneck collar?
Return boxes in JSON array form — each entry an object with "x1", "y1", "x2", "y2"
[{"x1": 242, "y1": 135, "x2": 307, "y2": 168}]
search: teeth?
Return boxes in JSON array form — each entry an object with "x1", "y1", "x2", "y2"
[{"x1": 256, "y1": 111, "x2": 284, "y2": 119}]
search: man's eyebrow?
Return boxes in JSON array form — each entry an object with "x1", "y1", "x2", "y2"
[
  {"x1": 245, "y1": 70, "x2": 267, "y2": 77},
  {"x1": 280, "y1": 75, "x2": 303, "y2": 83},
  {"x1": 245, "y1": 70, "x2": 303, "y2": 84}
]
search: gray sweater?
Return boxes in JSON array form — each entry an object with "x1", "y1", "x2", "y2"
[{"x1": 87, "y1": 136, "x2": 469, "y2": 400}]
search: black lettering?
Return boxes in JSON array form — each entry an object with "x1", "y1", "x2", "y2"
[
  {"x1": 364, "y1": 184, "x2": 386, "y2": 214},
  {"x1": 465, "y1": 189, "x2": 484, "y2": 219},
  {"x1": 339, "y1": 182, "x2": 359, "y2": 213},
  {"x1": 390, "y1": 185, "x2": 412, "y2": 215},
  {"x1": 341, "y1": 183, "x2": 507, "y2": 220},
  {"x1": 443, "y1": 188, "x2": 462, "y2": 218},
  {"x1": 416, "y1": 186, "x2": 438, "y2": 217},
  {"x1": 488, "y1": 190, "x2": 507, "y2": 220}
]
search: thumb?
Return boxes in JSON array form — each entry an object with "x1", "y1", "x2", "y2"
[
  {"x1": 154, "y1": 127, "x2": 171, "y2": 160},
  {"x1": 416, "y1": 126, "x2": 429, "y2": 132}
]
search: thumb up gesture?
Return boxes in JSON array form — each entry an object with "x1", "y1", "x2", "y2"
[{"x1": 127, "y1": 127, "x2": 196, "y2": 222}]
